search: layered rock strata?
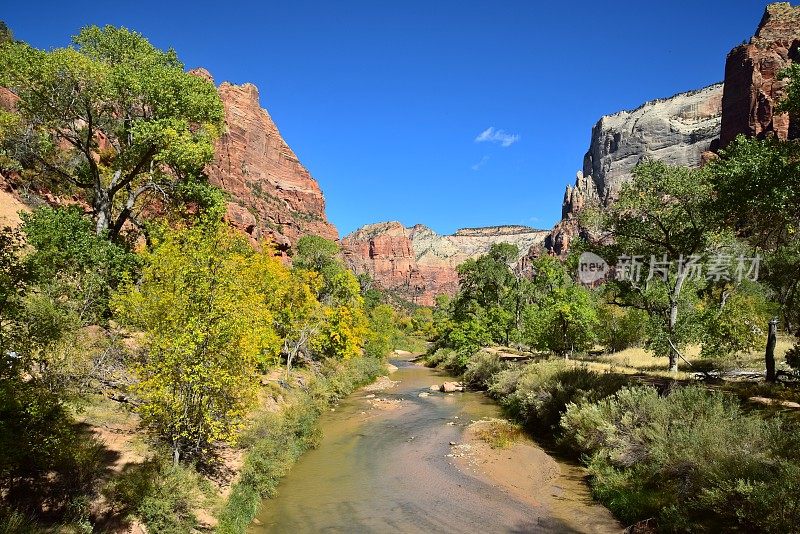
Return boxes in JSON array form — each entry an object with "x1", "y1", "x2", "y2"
[
  {"x1": 197, "y1": 69, "x2": 338, "y2": 248},
  {"x1": 341, "y1": 222, "x2": 549, "y2": 305},
  {"x1": 720, "y1": 2, "x2": 800, "y2": 147}
]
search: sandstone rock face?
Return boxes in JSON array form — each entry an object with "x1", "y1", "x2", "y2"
[
  {"x1": 538, "y1": 83, "x2": 724, "y2": 257},
  {"x1": 201, "y1": 70, "x2": 338, "y2": 248},
  {"x1": 720, "y1": 2, "x2": 800, "y2": 147},
  {"x1": 341, "y1": 222, "x2": 549, "y2": 305},
  {"x1": 581, "y1": 83, "x2": 723, "y2": 207},
  {"x1": 0, "y1": 86, "x2": 18, "y2": 112}
]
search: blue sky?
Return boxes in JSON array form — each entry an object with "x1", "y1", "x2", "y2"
[{"x1": 3, "y1": 1, "x2": 776, "y2": 236}]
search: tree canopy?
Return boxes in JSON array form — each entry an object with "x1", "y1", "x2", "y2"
[{"x1": 0, "y1": 25, "x2": 224, "y2": 240}]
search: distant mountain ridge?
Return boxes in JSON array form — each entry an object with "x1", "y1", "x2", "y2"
[{"x1": 341, "y1": 222, "x2": 549, "y2": 305}]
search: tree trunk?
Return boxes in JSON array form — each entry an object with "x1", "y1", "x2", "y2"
[
  {"x1": 766, "y1": 318, "x2": 778, "y2": 382},
  {"x1": 667, "y1": 271, "x2": 688, "y2": 373},
  {"x1": 94, "y1": 192, "x2": 111, "y2": 236}
]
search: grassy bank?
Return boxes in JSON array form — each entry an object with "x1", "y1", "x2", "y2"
[{"x1": 426, "y1": 348, "x2": 800, "y2": 532}]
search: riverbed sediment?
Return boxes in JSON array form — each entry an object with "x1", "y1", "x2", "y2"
[{"x1": 250, "y1": 356, "x2": 621, "y2": 533}]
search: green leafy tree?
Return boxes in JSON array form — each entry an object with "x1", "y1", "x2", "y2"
[
  {"x1": 453, "y1": 243, "x2": 521, "y2": 345},
  {"x1": 410, "y1": 307, "x2": 435, "y2": 338},
  {"x1": 701, "y1": 281, "x2": 775, "y2": 360},
  {"x1": 0, "y1": 25, "x2": 224, "y2": 240},
  {"x1": 523, "y1": 255, "x2": 598, "y2": 356},
  {"x1": 293, "y1": 235, "x2": 361, "y2": 306},
  {"x1": 21, "y1": 206, "x2": 138, "y2": 324},
  {"x1": 597, "y1": 305, "x2": 646, "y2": 353},
  {"x1": 596, "y1": 161, "x2": 719, "y2": 371},
  {"x1": 711, "y1": 136, "x2": 800, "y2": 331},
  {"x1": 365, "y1": 304, "x2": 398, "y2": 358},
  {"x1": 0, "y1": 226, "x2": 30, "y2": 372},
  {"x1": 0, "y1": 21, "x2": 12, "y2": 44}
]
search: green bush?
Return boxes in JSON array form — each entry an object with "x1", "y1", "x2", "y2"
[
  {"x1": 561, "y1": 385, "x2": 800, "y2": 532},
  {"x1": 463, "y1": 350, "x2": 506, "y2": 389},
  {"x1": 424, "y1": 348, "x2": 452, "y2": 368},
  {"x1": 136, "y1": 465, "x2": 202, "y2": 534},
  {"x1": 0, "y1": 380, "x2": 105, "y2": 517},
  {"x1": 103, "y1": 458, "x2": 211, "y2": 534},
  {"x1": 597, "y1": 306, "x2": 646, "y2": 352},
  {"x1": 21, "y1": 206, "x2": 139, "y2": 324},
  {"x1": 0, "y1": 505, "x2": 41, "y2": 534},
  {"x1": 488, "y1": 361, "x2": 628, "y2": 436},
  {"x1": 316, "y1": 356, "x2": 385, "y2": 402}
]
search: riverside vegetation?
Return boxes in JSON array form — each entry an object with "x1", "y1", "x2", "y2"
[
  {"x1": 5, "y1": 17, "x2": 800, "y2": 534},
  {"x1": 0, "y1": 25, "x2": 424, "y2": 533},
  {"x1": 422, "y1": 64, "x2": 800, "y2": 531}
]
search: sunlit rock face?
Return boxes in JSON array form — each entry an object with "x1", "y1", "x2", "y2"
[
  {"x1": 341, "y1": 222, "x2": 549, "y2": 305},
  {"x1": 193, "y1": 68, "x2": 338, "y2": 250},
  {"x1": 539, "y1": 83, "x2": 724, "y2": 257},
  {"x1": 581, "y1": 83, "x2": 723, "y2": 209},
  {"x1": 720, "y1": 2, "x2": 800, "y2": 148}
]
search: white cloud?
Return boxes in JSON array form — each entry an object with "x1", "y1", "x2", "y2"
[
  {"x1": 471, "y1": 155, "x2": 490, "y2": 171},
  {"x1": 474, "y1": 127, "x2": 520, "y2": 147}
]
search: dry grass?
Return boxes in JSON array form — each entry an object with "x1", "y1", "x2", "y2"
[
  {"x1": 472, "y1": 418, "x2": 524, "y2": 449},
  {"x1": 571, "y1": 335, "x2": 795, "y2": 379}
]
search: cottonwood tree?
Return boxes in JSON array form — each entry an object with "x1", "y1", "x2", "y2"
[
  {"x1": 292, "y1": 235, "x2": 369, "y2": 359},
  {"x1": 112, "y1": 221, "x2": 279, "y2": 464},
  {"x1": 523, "y1": 254, "x2": 598, "y2": 356},
  {"x1": 596, "y1": 161, "x2": 719, "y2": 372},
  {"x1": 0, "y1": 25, "x2": 223, "y2": 240},
  {"x1": 711, "y1": 136, "x2": 800, "y2": 331},
  {"x1": 454, "y1": 243, "x2": 522, "y2": 345}
]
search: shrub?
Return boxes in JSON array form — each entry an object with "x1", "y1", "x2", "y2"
[
  {"x1": 0, "y1": 380, "x2": 105, "y2": 517},
  {"x1": 103, "y1": 458, "x2": 208, "y2": 534},
  {"x1": 135, "y1": 465, "x2": 203, "y2": 534},
  {"x1": 424, "y1": 348, "x2": 453, "y2": 368},
  {"x1": 597, "y1": 305, "x2": 646, "y2": 352},
  {"x1": 472, "y1": 419, "x2": 523, "y2": 449},
  {"x1": 463, "y1": 350, "x2": 506, "y2": 389},
  {"x1": 561, "y1": 385, "x2": 800, "y2": 532},
  {"x1": 21, "y1": 206, "x2": 139, "y2": 324},
  {"x1": 488, "y1": 361, "x2": 628, "y2": 436}
]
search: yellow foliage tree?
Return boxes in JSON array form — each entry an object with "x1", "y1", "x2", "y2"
[
  {"x1": 112, "y1": 221, "x2": 281, "y2": 463},
  {"x1": 312, "y1": 304, "x2": 368, "y2": 360}
]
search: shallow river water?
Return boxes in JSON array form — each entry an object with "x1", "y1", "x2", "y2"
[{"x1": 250, "y1": 357, "x2": 620, "y2": 533}]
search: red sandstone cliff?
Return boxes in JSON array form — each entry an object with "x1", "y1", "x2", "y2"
[
  {"x1": 342, "y1": 222, "x2": 549, "y2": 306},
  {"x1": 720, "y1": 2, "x2": 800, "y2": 147},
  {"x1": 198, "y1": 69, "x2": 338, "y2": 248}
]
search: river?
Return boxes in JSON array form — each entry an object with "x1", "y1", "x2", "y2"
[{"x1": 250, "y1": 356, "x2": 621, "y2": 533}]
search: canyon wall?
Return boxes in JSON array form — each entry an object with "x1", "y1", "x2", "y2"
[
  {"x1": 198, "y1": 69, "x2": 338, "y2": 248},
  {"x1": 542, "y1": 83, "x2": 724, "y2": 256},
  {"x1": 341, "y1": 222, "x2": 549, "y2": 305},
  {"x1": 544, "y1": 2, "x2": 800, "y2": 258},
  {"x1": 720, "y1": 2, "x2": 800, "y2": 147}
]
